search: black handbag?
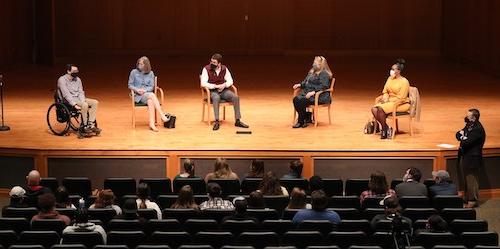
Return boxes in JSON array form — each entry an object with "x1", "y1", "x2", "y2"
[
  {"x1": 364, "y1": 120, "x2": 380, "y2": 134},
  {"x1": 163, "y1": 113, "x2": 176, "y2": 128}
]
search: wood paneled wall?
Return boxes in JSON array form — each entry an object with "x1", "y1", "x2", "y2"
[
  {"x1": 53, "y1": 0, "x2": 443, "y2": 56},
  {"x1": 442, "y1": 0, "x2": 500, "y2": 75},
  {"x1": 0, "y1": 1, "x2": 33, "y2": 67}
]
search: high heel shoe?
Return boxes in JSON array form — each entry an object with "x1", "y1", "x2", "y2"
[{"x1": 380, "y1": 129, "x2": 387, "y2": 139}]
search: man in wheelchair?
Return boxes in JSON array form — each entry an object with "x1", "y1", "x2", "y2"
[{"x1": 57, "y1": 64, "x2": 101, "y2": 135}]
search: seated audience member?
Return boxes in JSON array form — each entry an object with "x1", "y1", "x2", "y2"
[
  {"x1": 89, "y1": 189, "x2": 122, "y2": 215},
  {"x1": 282, "y1": 160, "x2": 304, "y2": 179},
  {"x1": 136, "y1": 183, "x2": 162, "y2": 219},
  {"x1": 175, "y1": 159, "x2": 199, "y2": 179},
  {"x1": 24, "y1": 170, "x2": 52, "y2": 207},
  {"x1": 360, "y1": 171, "x2": 396, "y2": 204},
  {"x1": 309, "y1": 175, "x2": 324, "y2": 193},
  {"x1": 2, "y1": 186, "x2": 28, "y2": 216},
  {"x1": 287, "y1": 187, "x2": 311, "y2": 209},
  {"x1": 114, "y1": 199, "x2": 146, "y2": 226},
  {"x1": 244, "y1": 159, "x2": 265, "y2": 179},
  {"x1": 171, "y1": 185, "x2": 199, "y2": 209},
  {"x1": 205, "y1": 158, "x2": 239, "y2": 182},
  {"x1": 222, "y1": 196, "x2": 258, "y2": 223},
  {"x1": 429, "y1": 170, "x2": 458, "y2": 197},
  {"x1": 292, "y1": 190, "x2": 340, "y2": 226},
  {"x1": 247, "y1": 191, "x2": 265, "y2": 209},
  {"x1": 63, "y1": 209, "x2": 107, "y2": 244},
  {"x1": 259, "y1": 171, "x2": 289, "y2": 196},
  {"x1": 199, "y1": 183, "x2": 234, "y2": 211},
  {"x1": 395, "y1": 167, "x2": 428, "y2": 196},
  {"x1": 55, "y1": 186, "x2": 76, "y2": 209},
  {"x1": 370, "y1": 196, "x2": 412, "y2": 230},
  {"x1": 415, "y1": 214, "x2": 449, "y2": 235},
  {"x1": 31, "y1": 193, "x2": 71, "y2": 225}
]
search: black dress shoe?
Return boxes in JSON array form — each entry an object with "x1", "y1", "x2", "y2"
[
  {"x1": 293, "y1": 122, "x2": 303, "y2": 128},
  {"x1": 301, "y1": 123, "x2": 308, "y2": 128},
  {"x1": 235, "y1": 120, "x2": 249, "y2": 128},
  {"x1": 213, "y1": 121, "x2": 220, "y2": 131}
]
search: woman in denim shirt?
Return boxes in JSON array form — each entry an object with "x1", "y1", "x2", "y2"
[{"x1": 128, "y1": 56, "x2": 169, "y2": 132}]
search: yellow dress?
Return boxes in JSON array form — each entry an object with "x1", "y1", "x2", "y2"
[{"x1": 374, "y1": 76, "x2": 410, "y2": 114}]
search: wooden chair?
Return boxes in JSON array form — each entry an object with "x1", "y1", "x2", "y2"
[
  {"x1": 130, "y1": 76, "x2": 164, "y2": 128},
  {"x1": 292, "y1": 77, "x2": 335, "y2": 127},
  {"x1": 374, "y1": 86, "x2": 419, "y2": 139},
  {"x1": 200, "y1": 77, "x2": 239, "y2": 126}
]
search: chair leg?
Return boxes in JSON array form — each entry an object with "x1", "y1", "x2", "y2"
[
  {"x1": 391, "y1": 118, "x2": 397, "y2": 139},
  {"x1": 328, "y1": 105, "x2": 332, "y2": 124},
  {"x1": 223, "y1": 106, "x2": 226, "y2": 121},
  {"x1": 409, "y1": 117, "x2": 414, "y2": 136},
  {"x1": 293, "y1": 110, "x2": 297, "y2": 125},
  {"x1": 201, "y1": 103, "x2": 205, "y2": 122},
  {"x1": 207, "y1": 105, "x2": 211, "y2": 126},
  {"x1": 314, "y1": 106, "x2": 319, "y2": 127},
  {"x1": 132, "y1": 108, "x2": 135, "y2": 128}
]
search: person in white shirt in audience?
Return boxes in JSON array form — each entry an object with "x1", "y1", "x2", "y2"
[{"x1": 136, "y1": 183, "x2": 162, "y2": 219}]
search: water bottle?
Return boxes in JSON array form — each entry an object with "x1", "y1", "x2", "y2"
[{"x1": 78, "y1": 198, "x2": 85, "y2": 210}]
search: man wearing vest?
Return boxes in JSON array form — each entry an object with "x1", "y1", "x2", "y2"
[{"x1": 200, "y1": 53, "x2": 249, "y2": 130}]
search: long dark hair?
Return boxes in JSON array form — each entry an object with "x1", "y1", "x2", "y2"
[
  {"x1": 368, "y1": 171, "x2": 389, "y2": 195},
  {"x1": 171, "y1": 185, "x2": 198, "y2": 209},
  {"x1": 183, "y1": 159, "x2": 196, "y2": 177},
  {"x1": 287, "y1": 187, "x2": 307, "y2": 209},
  {"x1": 137, "y1": 183, "x2": 151, "y2": 209},
  {"x1": 248, "y1": 160, "x2": 265, "y2": 178},
  {"x1": 259, "y1": 171, "x2": 283, "y2": 195}
]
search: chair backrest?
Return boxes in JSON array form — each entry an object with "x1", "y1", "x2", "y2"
[
  {"x1": 62, "y1": 177, "x2": 92, "y2": 199},
  {"x1": 103, "y1": 177, "x2": 136, "y2": 199},
  {"x1": 246, "y1": 209, "x2": 279, "y2": 222},
  {"x1": 321, "y1": 179, "x2": 343, "y2": 197},
  {"x1": 195, "y1": 231, "x2": 234, "y2": 249},
  {"x1": 408, "y1": 86, "x2": 421, "y2": 120},
  {"x1": 162, "y1": 208, "x2": 199, "y2": 223},
  {"x1": 173, "y1": 178, "x2": 206, "y2": 194},
  {"x1": 261, "y1": 220, "x2": 294, "y2": 235},
  {"x1": 238, "y1": 232, "x2": 280, "y2": 249},
  {"x1": 62, "y1": 231, "x2": 104, "y2": 248},
  {"x1": 139, "y1": 178, "x2": 172, "y2": 198},
  {"x1": 184, "y1": 219, "x2": 219, "y2": 235},
  {"x1": 328, "y1": 78, "x2": 335, "y2": 99},
  {"x1": 345, "y1": 179, "x2": 369, "y2": 196},
  {"x1": 280, "y1": 178, "x2": 309, "y2": 193},
  {"x1": 207, "y1": 179, "x2": 241, "y2": 196},
  {"x1": 221, "y1": 220, "x2": 259, "y2": 234},
  {"x1": 108, "y1": 219, "x2": 144, "y2": 231},
  {"x1": 107, "y1": 231, "x2": 146, "y2": 248},
  {"x1": 40, "y1": 178, "x2": 59, "y2": 193},
  {"x1": 19, "y1": 231, "x2": 61, "y2": 249},
  {"x1": 0, "y1": 217, "x2": 30, "y2": 234},
  {"x1": 146, "y1": 219, "x2": 182, "y2": 234},
  {"x1": 31, "y1": 219, "x2": 67, "y2": 234},
  {"x1": 241, "y1": 178, "x2": 262, "y2": 194}
]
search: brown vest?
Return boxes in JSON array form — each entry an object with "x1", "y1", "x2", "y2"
[{"x1": 204, "y1": 65, "x2": 227, "y2": 85}]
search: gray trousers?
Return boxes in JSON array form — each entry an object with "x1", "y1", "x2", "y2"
[{"x1": 210, "y1": 89, "x2": 241, "y2": 121}]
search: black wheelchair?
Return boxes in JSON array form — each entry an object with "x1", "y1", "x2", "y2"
[{"x1": 46, "y1": 89, "x2": 100, "y2": 138}]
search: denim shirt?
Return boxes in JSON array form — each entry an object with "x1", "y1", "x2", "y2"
[{"x1": 128, "y1": 69, "x2": 155, "y2": 103}]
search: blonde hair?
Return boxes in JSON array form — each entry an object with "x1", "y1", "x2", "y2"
[
  {"x1": 213, "y1": 158, "x2": 232, "y2": 178},
  {"x1": 137, "y1": 56, "x2": 152, "y2": 73},
  {"x1": 309, "y1": 56, "x2": 333, "y2": 78}
]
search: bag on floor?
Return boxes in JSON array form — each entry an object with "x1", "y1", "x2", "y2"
[{"x1": 164, "y1": 113, "x2": 176, "y2": 129}]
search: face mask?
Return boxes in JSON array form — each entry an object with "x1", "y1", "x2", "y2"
[
  {"x1": 70, "y1": 72, "x2": 78, "y2": 79},
  {"x1": 389, "y1": 69, "x2": 396, "y2": 77},
  {"x1": 210, "y1": 64, "x2": 217, "y2": 70},
  {"x1": 137, "y1": 64, "x2": 144, "y2": 72},
  {"x1": 312, "y1": 64, "x2": 320, "y2": 70}
]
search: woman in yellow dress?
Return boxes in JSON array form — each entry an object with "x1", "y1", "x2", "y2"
[{"x1": 371, "y1": 59, "x2": 410, "y2": 139}]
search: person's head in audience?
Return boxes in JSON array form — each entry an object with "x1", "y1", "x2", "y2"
[
  {"x1": 122, "y1": 198, "x2": 139, "y2": 218},
  {"x1": 172, "y1": 185, "x2": 198, "y2": 209},
  {"x1": 207, "y1": 182, "x2": 223, "y2": 200},
  {"x1": 55, "y1": 186, "x2": 72, "y2": 208},
  {"x1": 309, "y1": 56, "x2": 333, "y2": 78},
  {"x1": 368, "y1": 171, "x2": 389, "y2": 195},
  {"x1": 311, "y1": 190, "x2": 328, "y2": 212},
  {"x1": 183, "y1": 159, "x2": 196, "y2": 177},
  {"x1": 382, "y1": 196, "x2": 402, "y2": 216},
  {"x1": 260, "y1": 171, "x2": 284, "y2": 195},
  {"x1": 233, "y1": 196, "x2": 248, "y2": 215},
  {"x1": 137, "y1": 183, "x2": 151, "y2": 209},
  {"x1": 309, "y1": 175, "x2": 324, "y2": 192},
  {"x1": 426, "y1": 214, "x2": 448, "y2": 232},
  {"x1": 8, "y1": 186, "x2": 26, "y2": 207},
  {"x1": 287, "y1": 187, "x2": 307, "y2": 209},
  {"x1": 248, "y1": 159, "x2": 265, "y2": 178},
  {"x1": 38, "y1": 193, "x2": 57, "y2": 214},
  {"x1": 287, "y1": 161, "x2": 303, "y2": 178},
  {"x1": 432, "y1": 170, "x2": 451, "y2": 184},
  {"x1": 75, "y1": 209, "x2": 90, "y2": 225},
  {"x1": 248, "y1": 191, "x2": 265, "y2": 208},
  {"x1": 213, "y1": 158, "x2": 233, "y2": 178},
  {"x1": 403, "y1": 167, "x2": 422, "y2": 183},
  {"x1": 26, "y1": 170, "x2": 42, "y2": 187},
  {"x1": 94, "y1": 189, "x2": 116, "y2": 208}
]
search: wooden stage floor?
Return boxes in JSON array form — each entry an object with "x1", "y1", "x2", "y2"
[{"x1": 0, "y1": 55, "x2": 499, "y2": 152}]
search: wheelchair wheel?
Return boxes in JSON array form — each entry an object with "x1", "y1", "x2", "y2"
[
  {"x1": 69, "y1": 114, "x2": 81, "y2": 131},
  {"x1": 47, "y1": 103, "x2": 71, "y2": 136}
]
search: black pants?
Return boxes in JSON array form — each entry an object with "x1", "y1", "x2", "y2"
[{"x1": 293, "y1": 95, "x2": 314, "y2": 124}]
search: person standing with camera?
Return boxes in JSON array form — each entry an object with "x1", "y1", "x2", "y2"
[{"x1": 456, "y1": 108, "x2": 486, "y2": 208}]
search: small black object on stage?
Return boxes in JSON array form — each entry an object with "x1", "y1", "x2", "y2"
[
  {"x1": 0, "y1": 74, "x2": 10, "y2": 131},
  {"x1": 236, "y1": 130, "x2": 252, "y2": 134}
]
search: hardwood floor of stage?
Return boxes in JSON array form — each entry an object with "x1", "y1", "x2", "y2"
[{"x1": 0, "y1": 55, "x2": 499, "y2": 152}]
